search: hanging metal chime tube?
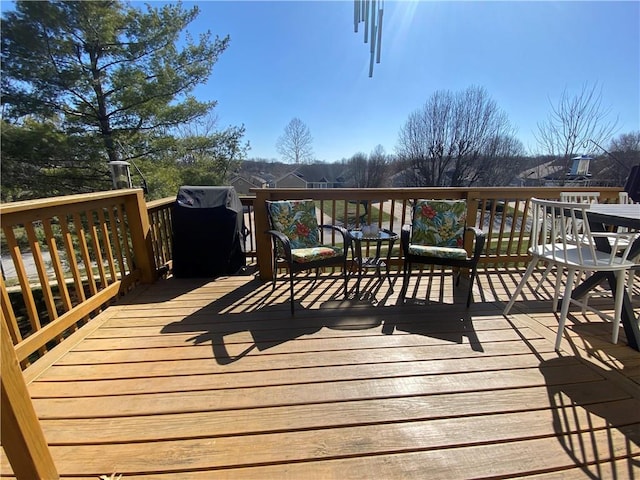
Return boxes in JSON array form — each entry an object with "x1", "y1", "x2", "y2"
[
  {"x1": 364, "y1": 0, "x2": 371, "y2": 43},
  {"x1": 354, "y1": 0, "x2": 383, "y2": 77},
  {"x1": 376, "y1": 2, "x2": 383, "y2": 64}
]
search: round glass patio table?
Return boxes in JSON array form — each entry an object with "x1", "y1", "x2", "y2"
[{"x1": 347, "y1": 228, "x2": 398, "y2": 294}]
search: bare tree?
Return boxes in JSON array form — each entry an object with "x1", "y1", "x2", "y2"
[
  {"x1": 347, "y1": 145, "x2": 389, "y2": 188},
  {"x1": 395, "y1": 86, "x2": 517, "y2": 186},
  {"x1": 475, "y1": 134, "x2": 526, "y2": 186},
  {"x1": 347, "y1": 152, "x2": 368, "y2": 187},
  {"x1": 367, "y1": 144, "x2": 390, "y2": 187},
  {"x1": 276, "y1": 118, "x2": 314, "y2": 164},
  {"x1": 590, "y1": 131, "x2": 640, "y2": 185},
  {"x1": 611, "y1": 131, "x2": 640, "y2": 153},
  {"x1": 535, "y1": 82, "x2": 618, "y2": 183}
]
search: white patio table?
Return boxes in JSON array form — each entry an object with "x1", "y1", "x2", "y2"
[{"x1": 570, "y1": 203, "x2": 640, "y2": 350}]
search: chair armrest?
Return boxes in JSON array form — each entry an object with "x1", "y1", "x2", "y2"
[
  {"x1": 320, "y1": 224, "x2": 351, "y2": 250},
  {"x1": 592, "y1": 231, "x2": 640, "y2": 262},
  {"x1": 465, "y1": 226, "x2": 486, "y2": 261},
  {"x1": 266, "y1": 229, "x2": 292, "y2": 259}
]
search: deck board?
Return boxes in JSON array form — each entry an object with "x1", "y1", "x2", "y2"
[{"x1": 2, "y1": 269, "x2": 639, "y2": 478}]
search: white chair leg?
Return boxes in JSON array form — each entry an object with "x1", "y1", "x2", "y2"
[
  {"x1": 555, "y1": 268, "x2": 576, "y2": 351},
  {"x1": 612, "y1": 270, "x2": 626, "y2": 344},
  {"x1": 579, "y1": 271, "x2": 590, "y2": 314},
  {"x1": 552, "y1": 268, "x2": 563, "y2": 313},
  {"x1": 534, "y1": 263, "x2": 553, "y2": 289},
  {"x1": 504, "y1": 260, "x2": 537, "y2": 315}
]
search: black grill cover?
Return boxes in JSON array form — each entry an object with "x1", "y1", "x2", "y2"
[{"x1": 172, "y1": 186, "x2": 245, "y2": 278}]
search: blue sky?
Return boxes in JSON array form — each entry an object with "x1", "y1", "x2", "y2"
[
  {"x1": 175, "y1": 0, "x2": 639, "y2": 162},
  {"x1": 3, "y1": 0, "x2": 635, "y2": 161}
]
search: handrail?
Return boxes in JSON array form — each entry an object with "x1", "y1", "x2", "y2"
[
  {"x1": 1, "y1": 188, "x2": 156, "y2": 365},
  {"x1": 240, "y1": 196, "x2": 257, "y2": 262}
]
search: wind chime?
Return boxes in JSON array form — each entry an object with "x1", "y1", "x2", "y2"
[{"x1": 354, "y1": 0, "x2": 384, "y2": 77}]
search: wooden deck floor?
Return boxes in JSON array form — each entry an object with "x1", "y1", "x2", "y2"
[{"x1": 3, "y1": 268, "x2": 640, "y2": 479}]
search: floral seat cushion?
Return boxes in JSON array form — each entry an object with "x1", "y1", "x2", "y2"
[
  {"x1": 291, "y1": 246, "x2": 343, "y2": 263},
  {"x1": 410, "y1": 200, "x2": 467, "y2": 256},
  {"x1": 408, "y1": 244, "x2": 468, "y2": 260}
]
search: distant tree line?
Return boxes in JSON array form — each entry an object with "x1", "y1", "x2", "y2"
[{"x1": 273, "y1": 83, "x2": 636, "y2": 189}]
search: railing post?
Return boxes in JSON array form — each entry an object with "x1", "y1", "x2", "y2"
[
  {"x1": 253, "y1": 189, "x2": 273, "y2": 281},
  {"x1": 462, "y1": 191, "x2": 481, "y2": 276},
  {"x1": 124, "y1": 189, "x2": 157, "y2": 283},
  {"x1": 1, "y1": 316, "x2": 59, "y2": 479}
]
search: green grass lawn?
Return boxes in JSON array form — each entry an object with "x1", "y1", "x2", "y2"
[{"x1": 316, "y1": 200, "x2": 391, "y2": 227}]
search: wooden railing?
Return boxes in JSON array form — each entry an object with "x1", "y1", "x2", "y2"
[
  {"x1": 240, "y1": 196, "x2": 258, "y2": 263},
  {"x1": 1, "y1": 189, "x2": 156, "y2": 366},
  {"x1": 253, "y1": 187, "x2": 623, "y2": 281},
  {"x1": 0, "y1": 186, "x2": 622, "y2": 366},
  {"x1": 147, "y1": 196, "x2": 175, "y2": 275}
]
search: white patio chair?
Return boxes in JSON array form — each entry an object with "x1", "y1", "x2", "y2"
[
  {"x1": 559, "y1": 192, "x2": 600, "y2": 204},
  {"x1": 618, "y1": 191, "x2": 639, "y2": 299},
  {"x1": 534, "y1": 192, "x2": 599, "y2": 291},
  {"x1": 504, "y1": 198, "x2": 639, "y2": 350}
]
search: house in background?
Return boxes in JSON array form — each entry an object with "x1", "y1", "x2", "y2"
[
  {"x1": 515, "y1": 160, "x2": 563, "y2": 186},
  {"x1": 274, "y1": 171, "x2": 306, "y2": 188},
  {"x1": 230, "y1": 174, "x2": 267, "y2": 195},
  {"x1": 274, "y1": 164, "x2": 348, "y2": 188}
]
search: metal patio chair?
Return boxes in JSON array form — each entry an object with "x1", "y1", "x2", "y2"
[{"x1": 266, "y1": 199, "x2": 350, "y2": 314}]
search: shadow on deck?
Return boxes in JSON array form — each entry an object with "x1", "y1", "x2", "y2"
[{"x1": 3, "y1": 268, "x2": 639, "y2": 478}]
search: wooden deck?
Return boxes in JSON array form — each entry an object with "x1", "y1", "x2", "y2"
[{"x1": 2, "y1": 268, "x2": 640, "y2": 479}]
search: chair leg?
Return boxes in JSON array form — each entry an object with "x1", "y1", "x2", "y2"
[
  {"x1": 401, "y1": 261, "x2": 410, "y2": 301},
  {"x1": 272, "y1": 254, "x2": 277, "y2": 291},
  {"x1": 466, "y1": 267, "x2": 477, "y2": 308},
  {"x1": 534, "y1": 262, "x2": 553, "y2": 289},
  {"x1": 555, "y1": 268, "x2": 576, "y2": 351},
  {"x1": 343, "y1": 258, "x2": 348, "y2": 297},
  {"x1": 551, "y1": 268, "x2": 564, "y2": 313},
  {"x1": 504, "y1": 260, "x2": 537, "y2": 315},
  {"x1": 289, "y1": 271, "x2": 295, "y2": 315}
]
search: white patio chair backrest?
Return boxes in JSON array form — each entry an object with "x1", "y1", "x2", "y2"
[
  {"x1": 529, "y1": 198, "x2": 638, "y2": 267},
  {"x1": 619, "y1": 192, "x2": 639, "y2": 204},
  {"x1": 558, "y1": 192, "x2": 600, "y2": 242},
  {"x1": 559, "y1": 192, "x2": 600, "y2": 204}
]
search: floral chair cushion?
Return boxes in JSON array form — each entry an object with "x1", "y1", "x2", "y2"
[
  {"x1": 267, "y1": 200, "x2": 344, "y2": 262},
  {"x1": 291, "y1": 246, "x2": 343, "y2": 263},
  {"x1": 410, "y1": 200, "x2": 467, "y2": 258},
  {"x1": 267, "y1": 200, "x2": 321, "y2": 249}
]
